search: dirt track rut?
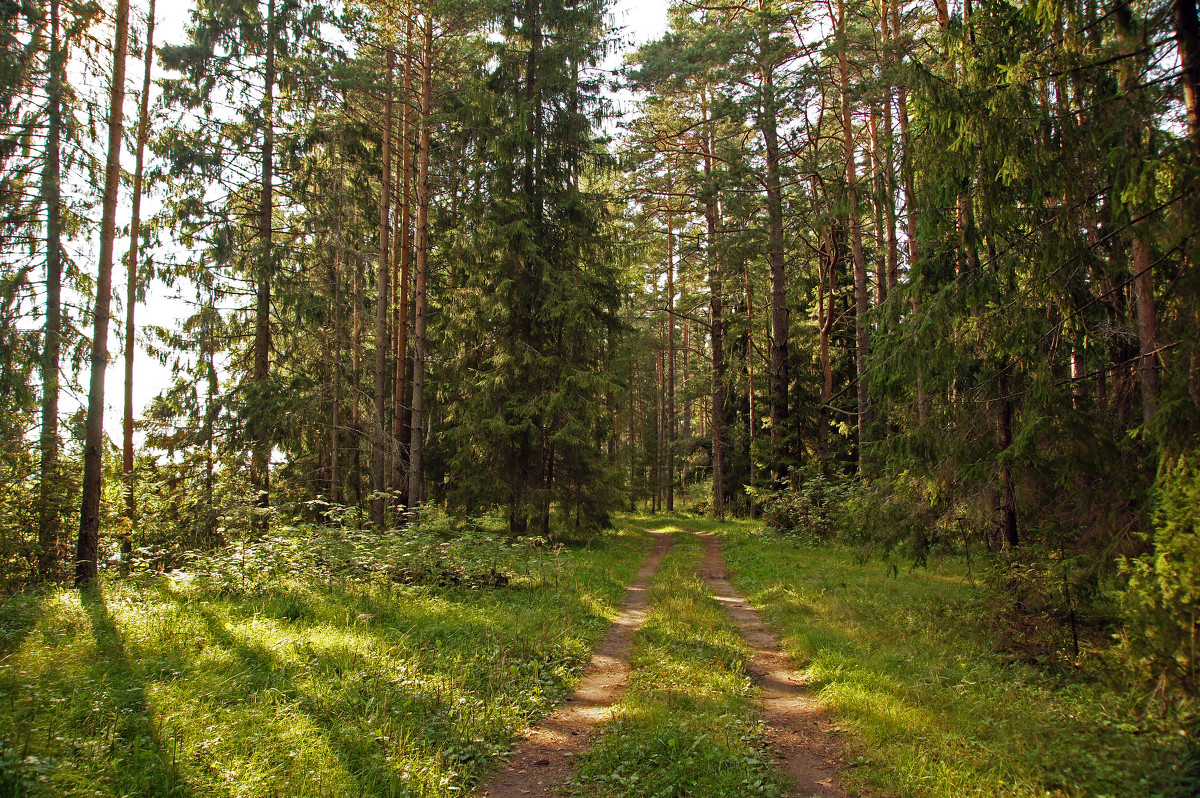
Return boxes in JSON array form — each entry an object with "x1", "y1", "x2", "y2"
[
  {"x1": 479, "y1": 531, "x2": 674, "y2": 798},
  {"x1": 695, "y1": 530, "x2": 848, "y2": 798}
]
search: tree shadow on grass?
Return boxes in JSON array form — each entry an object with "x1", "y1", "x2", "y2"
[
  {"x1": 80, "y1": 587, "x2": 192, "y2": 798},
  {"x1": 0, "y1": 590, "x2": 48, "y2": 664}
]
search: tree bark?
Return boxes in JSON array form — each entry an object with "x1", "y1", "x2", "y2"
[
  {"x1": 77, "y1": 0, "x2": 131, "y2": 586},
  {"x1": 407, "y1": 15, "x2": 433, "y2": 514},
  {"x1": 331, "y1": 244, "x2": 341, "y2": 503},
  {"x1": 666, "y1": 205, "x2": 676, "y2": 513},
  {"x1": 1132, "y1": 236, "x2": 1160, "y2": 424},
  {"x1": 122, "y1": 0, "x2": 156, "y2": 573},
  {"x1": 393, "y1": 20, "x2": 412, "y2": 503},
  {"x1": 892, "y1": 0, "x2": 928, "y2": 424},
  {"x1": 352, "y1": 252, "x2": 363, "y2": 510},
  {"x1": 1174, "y1": 0, "x2": 1200, "y2": 156},
  {"x1": 372, "y1": 49, "x2": 394, "y2": 530},
  {"x1": 997, "y1": 376, "x2": 1018, "y2": 548},
  {"x1": 702, "y1": 101, "x2": 725, "y2": 519},
  {"x1": 761, "y1": 65, "x2": 789, "y2": 484},
  {"x1": 38, "y1": 0, "x2": 64, "y2": 581},
  {"x1": 839, "y1": 0, "x2": 871, "y2": 464},
  {"x1": 250, "y1": 0, "x2": 276, "y2": 534}
]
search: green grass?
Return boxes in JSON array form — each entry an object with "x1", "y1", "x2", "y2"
[
  {"x1": 569, "y1": 522, "x2": 785, "y2": 798},
  {"x1": 0, "y1": 523, "x2": 651, "y2": 797},
  {"x1": 719, "y1": 527, "x2": 1192, "y2": 798}
]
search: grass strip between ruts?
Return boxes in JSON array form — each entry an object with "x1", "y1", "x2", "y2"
[{"x1": 569, "y1": 524, "x2": 786, "y2": 798}]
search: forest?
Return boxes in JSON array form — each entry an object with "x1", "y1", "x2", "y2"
[{"x1": 1, "y1": 0, "x2": 1200, "y2": 793}]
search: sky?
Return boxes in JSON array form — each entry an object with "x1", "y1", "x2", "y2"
[{"x1": 100, "y1": 0, "x2": 671, "y2": 442}]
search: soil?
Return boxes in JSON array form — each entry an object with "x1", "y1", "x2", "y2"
[
  {"x1": 694, "y1": 530, "x2": 850, "y2": 798},
  {"x1": 478, "y1": 530, "x2": 675, "y2": 798}
]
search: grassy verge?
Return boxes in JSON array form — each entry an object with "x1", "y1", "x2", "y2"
[
  {"x1": 570, "y1": 523, "x2": 785, "y2": 798},
  {"x1": 720, "y1": 527, "x2": 1190, "y2": 798},
  {"x1": 0, "y1": 523, "x2": 650, "y2": 797}
]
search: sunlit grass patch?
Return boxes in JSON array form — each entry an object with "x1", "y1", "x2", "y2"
[
  {"x1": 0, "y1": 523, "x2": 650, "y2": 797},
  {"x1": 570, "y1": 528, "x2": 785, "y2": 798},
  {"x1": 721, "y1": 531, "x2": 1190, "y2": 797}
]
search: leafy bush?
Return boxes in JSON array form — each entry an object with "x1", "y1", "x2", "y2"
[
  {"x1": 976, "y1": 545, "x2": 1117, "y2": 667},
  {"x1": 1120, "y1": 453, "x2": 1200, "y2": 699},
  {"x1": 755, "y1": 466, "x2": 861, "y2": 543}
]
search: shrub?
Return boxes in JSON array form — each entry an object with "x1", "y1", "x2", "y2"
[{"x1": 1120, "y1": 453, "x2": 1200, "y2": 699}]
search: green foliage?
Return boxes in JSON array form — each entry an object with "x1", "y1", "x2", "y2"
[
  {"x1": 753, "y1": 466, "x2": 862, "y2": 544},
  {"x1": 1120, "y1": 454, "x2": 1200, "y2": 699}
]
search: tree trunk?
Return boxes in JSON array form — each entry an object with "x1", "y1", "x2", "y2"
[
  {"x1": 407, "y1": 16, "x2": 433, "y2": 514},
  {"x1": 393, "y1": 21, "x2": 412, "y2": 503},
  {"x1": 1175, "y1": 0, "x2": 1200, "y2": 157},
  {"x1": 122, "y1": 0, "x2": 156, "y2": 574},
  {"x1": 997, "y1": 376, "x2": 1018, "y2": 548},
  {"x1": 372, "y1": 49, "x2": 393, "y2": 530},
  {"x1": 250, "y1": 0, "x2": 276, "y2": 534},
  {"x1": 77, "y1": 0, "x2": 131, "y2": 586},
  {"x1": 814, "y1": 177, "x2": 837, "y2": 462},
  {"x1": 353, "y1": 252, "x2": 364, "y2": 511},
  {"x1": 761, "y1": 66, "x2": 789, "y2": 484},
  {"x1": 892, "y1": 0, "x2": 928, "y2": 424},
  {"x1": 880, "y1": 0, "x2": 899, "y2": 293},
  {"x1": 331, "y1": 245, "x2": 341, "y2": 503},
  {"x1": 666, "y1": 207, "x2": 676, "y2": 513},
  {"x1": 38, "y1": 0, "x2": 64, "y2": 582},
  {"x1": 744, "y1": 262, "x2": 757, "y2": 494},
  {"x1": 702, "y1": 104, "x2": 725, "y2": 519},
  {"x1": 1132, "y1": 236, "x2": 1160, "y2": 424},
  {"x1": 839, "y1": 0, "x2": 871, "y2": 464},
  {"x1": 869, "y1": 106, "x2": 888, "y2": 306}
]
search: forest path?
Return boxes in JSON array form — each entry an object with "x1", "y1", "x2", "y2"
[
  {"x1": 479, "y1": 530, "x2": 675, "y2": 798},
  {"x1": 692, "y1": 529, "x2": 849, "y2": 798}
]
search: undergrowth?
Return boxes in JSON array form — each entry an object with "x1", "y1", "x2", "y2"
[
  {"x1": 0, "y1": 521, "x2": 650, "y2": 797},
  {"x1": 570, "y1": 525, "x2": 784, "y2": 798}
]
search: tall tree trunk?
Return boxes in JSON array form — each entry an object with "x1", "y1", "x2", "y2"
[
  {"x1": 744, "y1": 262, "x2": 757, "y2": 489},
  {"x1": 839, "y1": 0, "x2": 871, "y2": 464},
  {"x1": 331, "y1": 245, "x2": 342, "y2": 503},
  {"x1": 204, "y1": 304, "x2": 218, "y2": 544},
  {"x1": 702, "y1": 102, "x2": 725, "y2": 519},
  {"x1": 761, "y1": 65, "x2": 789, "y2": 483},
  {"x1": 813, "y1": 176, "x2": 837, "y2": 462},
  {"x1": 250, "y1": 0, "x2": 276, "y2": 534},
  {"x1": 393, "y1": 22, "x2": 412, "y2": 503},
  {"x1": 666, "y1": 206, "x2": 676, "y2": 513},
  {"x1": 1132, "y1": 238, "x2": 1160, "y2": 423},
  {"x1": 77, "y1": 0, "x2": 131, "y2": 586},
  {"x1": 997, "y1": 376, "x2": 1018, "y2": 547},
  {"x1": 38, "y1": 0, "x2": 64, "y2": 581},
  {"x1": 1175, "y1": 0, "x2": 1200, "y2": 157},
  {"x1": 656, "y1": 345, "x2": 664, "y2": 512},
  {"x1": 1118, "y1": 15, "x2": 1161, "y2": 425},
  {"x1": 122, "y1": 0, "x2": 156, "y2": 574},
  {"x1": 372, "y1": 49, "x2": 394, "y2": 530},
  {"x1": 407, "y1": 15, "x2": 433, "y2": 514},
  {"x1": 880, "y1": 0, "x2": 899, "y2": 293},
  {"x1": 892, "y1": 0, "x2": 927, "y2": 424},
  {"x1": 869, "y1": 106, "x2": 888, "y2": 306},
  {"x1": 352, "y1": 252, "x2": 363, "y2": 510}
]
